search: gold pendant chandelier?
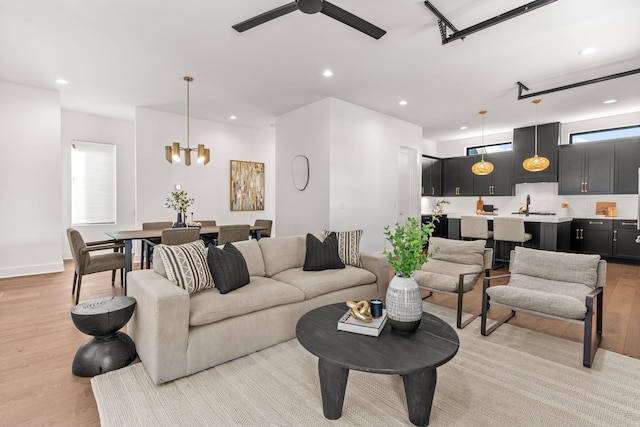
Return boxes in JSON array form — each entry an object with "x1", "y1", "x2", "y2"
[
  {"x1": 471, "y1": 110, "x2": 494, "y2": 175},
  {"x1": 522, "y1": 99, "x2": 549, "y2": 172},
  {"x1": 165, "y1": 76, "x2": 210, "y2": 165}
]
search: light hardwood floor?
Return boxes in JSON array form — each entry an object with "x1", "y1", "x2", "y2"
[{"x1": 1, "y1": 259, "x2": 638, "y2": 425}]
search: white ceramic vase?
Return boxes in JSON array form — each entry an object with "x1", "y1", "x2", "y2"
[{"x1": 385, "y1": 274, "x2": 423, "y2": 332}]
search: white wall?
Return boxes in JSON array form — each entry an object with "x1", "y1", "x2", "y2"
[
  {"x1": 61, "y1": 110, "x2": 136, "y2": 258},
  {"x1": 0, "y1": 81, "x2": 64, "y2": 277},
  {"x1": 276, "y1": 98, "x2": 424, "y2": 253},
  {"x1": 275, "y1": 99, "x2": 331, "y2": 237},
  {"x1": 135, "y1": 108, "x2": 275, "y2": 234}
]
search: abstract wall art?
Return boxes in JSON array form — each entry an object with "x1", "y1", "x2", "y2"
[{"x1": 230, "y1": 160, "x2": 265, "y2": 211}]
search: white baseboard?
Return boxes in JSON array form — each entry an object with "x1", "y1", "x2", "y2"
[{"x1": 0, "y1": 262, "x2": 65, "y2": 279}]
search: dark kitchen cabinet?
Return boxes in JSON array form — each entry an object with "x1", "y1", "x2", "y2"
[
  {"x1": 612, "y1": 220, "x2": 640, "y2": 261},
  {"x1": 571, "y1": 219, "x2": 612, "y2": 257},
  {"x1": 421, "y1": 156, "x2": 441, "y2": 197},
  {"x1": 614, "y1": 138, "x2": 640, "y2": 194},
  {"x1": 442, "y1": 157, "x2": 475, "y2": 197},
  {"x1": 512, "y1": 122, "x2": 559, "y2": 184},
  {"x1": 473, "y1": 151, "x2": 514, "y2": 196},
  {"x1": 558, "y1": 142, "x2": 614, "y2": 195}
]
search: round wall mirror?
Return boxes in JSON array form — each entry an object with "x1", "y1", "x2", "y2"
[{"x1": 292, "y1": 155, "x2": 309, "y2": 191}]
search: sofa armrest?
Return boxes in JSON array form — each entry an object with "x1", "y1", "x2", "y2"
[
  {"x1": 360, "y1": 251, "x2": 390, "y2": 301},
  {"x1": 126, "y1": 270, "x2": 190, "y2": 384}
]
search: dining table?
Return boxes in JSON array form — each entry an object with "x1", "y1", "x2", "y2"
[{"x1": 105, "y1": 225, "x2": 268, "y2": 285}]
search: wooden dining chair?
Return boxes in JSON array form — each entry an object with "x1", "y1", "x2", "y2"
[
  {"x1": 141, "y1": 221, "x2": 173, "y2": 269},
  {"x1": 66, "y1": 228, "x2": 125, "y2": 305},
  {"x1": 217, "y1": 224, "x2": 250, "y2": 245},
  {"x1": 197, "y1": 220, "x2": 217, "y2": 246},
  {"x1": 254, "y1": 219, "x2": 273, "y2": 238}
]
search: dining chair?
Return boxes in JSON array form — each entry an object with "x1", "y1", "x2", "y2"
[
  {"x1": 217, "y1": 224, "x2": 250, "y2": 245},
  {"x1": 66, "y1": 228, "x2": 125, "y2": 305},
  {"x1": 197, "y1": 220, "x2": 217, "y2": 246},
  {"x1": 145, "y1": 227, "x2": 201, "y2": 268},
  {"x1": 254, "y1": 219, "x2": 273, "y2": 238},
  {"x1": 141, "y1": 221, "x2": 173, "y2": 269}
]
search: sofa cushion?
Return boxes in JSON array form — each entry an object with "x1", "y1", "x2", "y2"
[
  {"x1": 511, "y1": 246, "x2": 600, "y2": 289},
  {"x1": 304, "y1": 232, "x2": 345, "y2": 271},
  {"x1": 324, "y1": 229, "x2": 363, "y2": 268},
  {"x1": 413, "y1": 259, "x2": 483, "y2": 293},
  {"x1": 429, "y1": 237, "x2": 485, "y2": 265},
  {"x1": 154, "y1": 240, "x2": 214, "y2": 295},
  {"x1": 229, "y1": 239, "x2": 265, "y2": 277},
  {"x1": 189, "y1": 277, "x2": 306, "y2": 326},
  {"x1": 273, "y1": 266, "x2": 375, "y2": 300},
  {"x1": 207, "y1": 243, "x2": 250, "y2": 294},
  {"x1": 259, "y1": 236, "x2": 306, "y2": 277},
  {"x1": 486, "y1": 273, "x2": 592, "y2": 320}
]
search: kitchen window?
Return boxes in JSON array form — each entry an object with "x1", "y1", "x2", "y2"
[
  {"x1": 466, "y1": 142, "x2": 512, "y2": 155},
  {"x1": 570, "y1": 125, "x2": 640, "y2": 144},
  {"x1": 71, "y1": 140, "x2": 117, "y2": 225}
]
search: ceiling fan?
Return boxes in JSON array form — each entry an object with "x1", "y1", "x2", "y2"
[{"x1": 232, "y1": 0, "x2": 386, "y2": 39}]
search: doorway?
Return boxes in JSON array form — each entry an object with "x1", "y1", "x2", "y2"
[{"x1": 397, "y1": 146, "x2": 419, "y2": 226}]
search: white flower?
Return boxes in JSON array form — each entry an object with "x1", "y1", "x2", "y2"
[{"x1": 164, "y1": 190, "x2": 194, "y2": 212}]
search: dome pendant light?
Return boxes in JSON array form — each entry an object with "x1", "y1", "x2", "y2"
[
  {"x1": 164, "y1": 76, "x2": 211, "y2": 165},
  {"x1": 522, "y1": 99, "x2": 550, "y2": 172},
  {"x1": 471, "y1": 110, "x2": 494, "y2": 176}
]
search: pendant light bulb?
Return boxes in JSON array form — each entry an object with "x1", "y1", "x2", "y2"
[
  {"x1": 523, "y1": 99, "x2": 550, "y2": 172},
  {"x1": 471, "y1": 110, "x2": 494, "y2": 175}
]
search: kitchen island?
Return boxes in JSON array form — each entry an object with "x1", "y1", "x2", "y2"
[{"x1": 445, "y1": 212, "x2": 572, "y2": 252}]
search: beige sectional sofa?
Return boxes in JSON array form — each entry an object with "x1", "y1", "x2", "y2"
[{"x1": 127, "y1": 235, "x2": 389, "y2": 384}]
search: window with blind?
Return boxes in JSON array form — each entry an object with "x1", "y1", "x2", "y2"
[{"x1": 71, "y1": 140, "x2": 117, "y2": 225}]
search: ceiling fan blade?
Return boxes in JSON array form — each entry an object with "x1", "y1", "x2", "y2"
[
  {"x1": 320, "y1": 1, "x2": 386, "y2": 39},
  {"x1": 232, "y1": 2, "x2": 299, "y2": 33}
]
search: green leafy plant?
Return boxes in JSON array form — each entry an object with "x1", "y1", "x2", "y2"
[
  {"x1": 383, "y1": 216, "x2": 439, "y2": 277},
  {"x1": 163, "y1": 190, "x2": 194, "y2": 212}
]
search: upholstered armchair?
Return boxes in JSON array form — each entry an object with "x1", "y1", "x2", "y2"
[
  {"x1": 413, "y1": 237, "x2": 493, "y2": 328},
  {"x1": 481, "y1": 246, "x2": 606, "y2": 367},
  {"x1": 66, "y1": 228, "x2": 125, "y2": 305}
]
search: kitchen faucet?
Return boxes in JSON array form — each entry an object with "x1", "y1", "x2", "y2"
[{"x1": 525, "y1": 195, "x2": 530, "y2": 216}]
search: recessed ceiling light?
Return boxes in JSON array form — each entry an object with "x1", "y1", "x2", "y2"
[
  {"x1": 55, "y1": 79, "x2": 68, "y2": 85},
  {"x1": 322, "y1": 70, "x2": 333, "y2": 77},
  {"x1": 399, "y1": 100, "x2": 407, "y2": 106},
  {"x1": 229, "y1": 115, "x2": 237, "y2": 120},
  {"x1": 460, "y1": 126, "x2": 468, "y2": 130},
  {"x1": 603, "y1": 99, "x2": 617, "y2": 104},
  {"x1": 579, "y1": 47, "x2": 596, "y2": 56}
]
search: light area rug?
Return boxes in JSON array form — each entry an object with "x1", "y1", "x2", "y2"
[{"x1": 92, "y1": 303, "x2": 640, "y2": 426}]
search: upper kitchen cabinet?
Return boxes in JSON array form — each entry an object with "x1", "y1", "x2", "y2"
[
  {"x1": 421, "y1": 156, "x2": 441, "y2": 197},
  {"x1": 473, "y1": 151, "x2": 514, "y2": 196},
  {"x1": 512, "y1": 122, "x2": 559, "y2": 184},
  {"x1": 614, "y1": 137, "x2": 640, "y2": 194},
  {"x1": 442, "y1": 156, "x2": 475, "y2": 196},
  {"x1": 558, "y1": 142, "x2": 614, "y2": 195}
]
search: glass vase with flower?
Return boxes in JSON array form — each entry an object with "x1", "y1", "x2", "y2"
[{"x1": 163, "y1": 190, "x2": 195, "y2": 228}]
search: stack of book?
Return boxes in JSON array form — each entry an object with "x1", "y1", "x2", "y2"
[{"x1": 337, "y1": 309, "x2": 387, "y2": 337}]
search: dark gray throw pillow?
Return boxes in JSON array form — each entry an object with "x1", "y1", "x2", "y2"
[
  {"x1": 303, "y1": 232, "x2": 345, "y2": 271},
  {"x1": 207, "y1": 242, "x2": 250, "y2": 294}
]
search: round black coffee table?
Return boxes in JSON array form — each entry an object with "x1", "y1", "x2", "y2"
[
  {"x1": 71, "y1": 296, "x2": 137, "y2": 377},
  {"x1": 296, "y1": 303, "x2": 459, "y2": 427}
]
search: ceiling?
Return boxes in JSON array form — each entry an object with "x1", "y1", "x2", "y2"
[{"x1": 1, "y1": 0, "x2": 639, "y2": 142}]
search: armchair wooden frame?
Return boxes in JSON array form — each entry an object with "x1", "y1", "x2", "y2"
[{"x1": 480, "y1": 273, "x2": 604, "y2": 368}]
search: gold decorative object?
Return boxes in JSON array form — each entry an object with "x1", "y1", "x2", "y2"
[
  {"x1": 346, "y1": 300, "x2": 372, "y2": 322},
  {"x1": 522, "y1": 99, "x2": 550, "y2": 172},
  {"x1": 165, "y1": 76, "x2": 211, "y2": 166},
  {"x1": 471, "y1": 110, "x2": 494, "y2": 176}
]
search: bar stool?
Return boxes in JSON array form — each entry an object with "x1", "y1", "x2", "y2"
[
  {"x1": 460, "y1": 216, "x2": 493, "y2": 244},
  {"x1": 492, "y1": 217, "x2": 532, "y2": 268}
]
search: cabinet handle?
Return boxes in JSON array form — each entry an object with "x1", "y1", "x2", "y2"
[
  {"x1": 575, "y1": 229, "x2": 580, "y2": 239},
  {"x1": 580, "y1": 229, "x2": 584, "y2": 240},
  {"x1": 621, "y1": 221, "x2": 637, "y2": 226},
  {"x1": 431, "y1": 187, "x2": 435, "y2": 196},
  {"x1": 588, "y1": 221, "x2": 603, "y2": 225},
  {"x1": 585, "y1": 182, "x2": 588, "y2": 193},
  {"x1": 613, "y1": 230, "x2": 617, "y2": 242}
]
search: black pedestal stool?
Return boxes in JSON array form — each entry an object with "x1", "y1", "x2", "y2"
[{"x1": 70, "y1": 296, "x2": 137, "y2": 377}]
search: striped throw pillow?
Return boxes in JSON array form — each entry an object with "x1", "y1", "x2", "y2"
[
  {"x1": 323, "y1": 229, "x2": 363, "y2": 268},
  {"x1": 155, "y1": 240, "x2": 214, "y2": 294}
]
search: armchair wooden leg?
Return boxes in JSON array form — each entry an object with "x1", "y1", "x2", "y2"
[
  {"x1": 72, "y1": 271, "x2": 78, "y2": 295},
  {"x1": 75, "y1": 276, "x2": 83, "y2": 305},
  {"x1": 111, "y1": 270, "x2": 116, "y2": 286}
]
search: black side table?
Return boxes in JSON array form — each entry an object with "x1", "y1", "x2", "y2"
[
  {"x1": 296, "y1": 303, "x2": 459, "y2": 427},
  {"x1": 71, "y1": 296, "x2": 137, "y2": 377}
]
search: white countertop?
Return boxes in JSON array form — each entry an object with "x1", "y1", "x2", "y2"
[{"x1": 445, "y1": 212, "x2": 573, "y2": 223}]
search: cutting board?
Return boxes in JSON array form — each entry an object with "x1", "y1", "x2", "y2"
[{"x1": 595, "y1": 202, "x2": 616, "y2": 217}]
